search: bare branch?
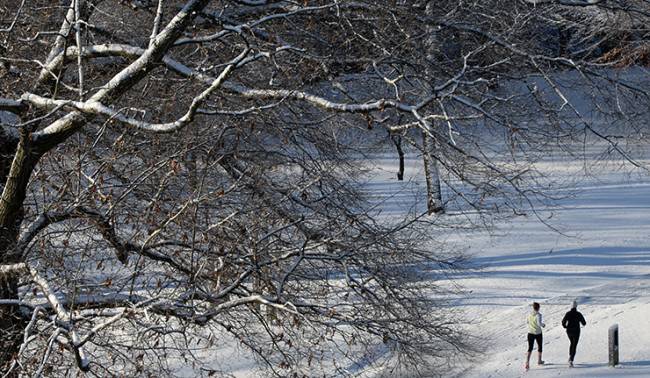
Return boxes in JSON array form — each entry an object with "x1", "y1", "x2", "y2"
[{"x1": 0, "y1": 0, "x2": 27, "y2": 33}]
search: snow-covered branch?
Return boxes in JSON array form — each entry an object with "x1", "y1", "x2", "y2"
[
  {"x1": 30, "y1": 0, "x2": 212, "y2": 145},
  {"x1": 25, "y1": 49, "x2": 249, "y2": 133},
  {"x1": 2, "y1": 0, "x2": 649, "y2": 375},
  {"x1": 0, "y1": 263, "x2": 27, "y2": 277},
  {"x1": 26, "y1": 267, "x2": 89, "y2": 371},
  {"x1": 0, "y1": 263, "x2": 90, "y2": 371},
  {"x1": 31, "y1": 42, "x2": 421, "y2": 118}
]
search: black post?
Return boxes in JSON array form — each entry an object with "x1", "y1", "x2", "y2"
[
  {"x1": 609, "y1": 324, "x2": 619, "y2": 367},
  {"x1": 390, "y1": 134, "x2": 405, "y2": 181}
]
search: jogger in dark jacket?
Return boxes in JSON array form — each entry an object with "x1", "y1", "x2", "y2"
[{"x1": 562, "y1": 300, "x2": 586, "y2": 367}]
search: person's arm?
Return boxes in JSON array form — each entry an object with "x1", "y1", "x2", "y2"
[
  {"x1": 580, "y1": 313, "x2": 586, "y2": 326},
  {"x1": 562, "y1": 313, "x2": 568, "y2": 328},
  {"x1": 538, "y1": 313, "x2": 545, "y2": 328}
]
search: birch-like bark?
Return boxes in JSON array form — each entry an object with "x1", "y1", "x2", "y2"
[
  {"x1": 421, "y1": 1, "x2": 444, "y2": 214},
  {"x1": 422, "y1": 129, "x2": 443, "y2": 214}
]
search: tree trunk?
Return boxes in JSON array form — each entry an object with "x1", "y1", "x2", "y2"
[
  {"x1": 422, "y1": 130, "x2": 444, "y2": 214},
  {"x1": 421, "y1": 2, "x2": 444, "y2": 214},
  {"x1": 0, "y1": 133, "x2": 37, "y2": 371}
]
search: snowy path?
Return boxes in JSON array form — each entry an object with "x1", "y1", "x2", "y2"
[
  {"x1": 460, "y1": 277, "x2": 650, "y2": 377},
  {"x1": 358, "y1": 152, "x2": 650, "y2": 377},
  {"x1": 448, "y1": 180, "x2": 650, "y2": 377}
]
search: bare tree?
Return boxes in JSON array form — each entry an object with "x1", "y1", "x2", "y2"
[{"x1": 1, "y1": 0, "x2": 649, "y2": 376}]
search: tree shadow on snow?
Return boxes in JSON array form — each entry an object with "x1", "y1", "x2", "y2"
[
  {"x1": 622, "y1": 360, "x2": 650, "y2": 367},
  {"x1": 469, "y1": 246, "x2": 650, "y2": 270}
]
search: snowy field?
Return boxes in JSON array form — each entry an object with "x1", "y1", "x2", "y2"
[
  {"x1": 176, "y1": 145, "x2": 650, "y2": 378},
  {"x1": 363, "y1": 148, "x2": 650, "y2": 378},
  {"x1": 450, "y1": 181, "x2": 650, "y2": 378}
]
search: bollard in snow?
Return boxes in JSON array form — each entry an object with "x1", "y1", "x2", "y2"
[{"x1": 609, "y1": 324, "x2": 619, "y2": 367}]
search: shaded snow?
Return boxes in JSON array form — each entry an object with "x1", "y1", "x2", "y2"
[{"x1": 355, "y1": 136, "x2": 650, "y2": 377}]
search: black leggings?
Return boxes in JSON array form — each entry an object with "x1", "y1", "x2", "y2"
[
  {"x1": 567, "y1": 331, "x2": 580, "y2": 361},
  {"x1": 527, "y1": 333, "x2": 543, "y2": 352}
]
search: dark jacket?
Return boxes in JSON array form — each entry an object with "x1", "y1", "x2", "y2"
[{"x1": 562, "y1": 308, "x2": 586, "y2": 333}]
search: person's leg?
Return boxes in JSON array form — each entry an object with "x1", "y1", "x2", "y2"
[
  {"x1": 566, "y1": 332, "x2": 576, "y2": 366},
  {"x1": 569, "y1": 332, "x2": 580, "y2": 362},
  {"x1": 526, "y1": 334, "x2": 534, "y2": 369},
  {"x1": 536, "y1": 334, "x2": 544, "y2": 364}
]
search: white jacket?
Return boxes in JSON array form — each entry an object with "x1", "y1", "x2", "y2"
[{"x1": 527, "y1": 311, "x2": 545, "y2": 335}]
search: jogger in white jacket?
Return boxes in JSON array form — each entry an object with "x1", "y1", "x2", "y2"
[{"x1": 525, "y1": 302, "x2": 546, "y2": 370}]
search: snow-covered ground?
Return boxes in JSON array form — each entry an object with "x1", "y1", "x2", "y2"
[
  {"x1": 170, "y1": 143, "x2": 650, "y2": 377},
  {"x1": 451, "y1": 180, "x2": 650, "y2": 378},
  {"x1": 364, "y1": 149, "x2": 650, "y2": 377}
]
